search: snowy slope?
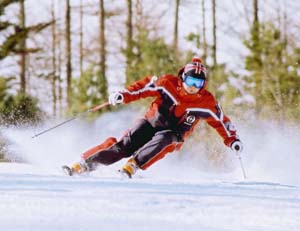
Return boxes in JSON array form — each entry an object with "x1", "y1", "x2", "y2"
[
  {"x1": 1, "y1": 108, "x2": 300, "y2": 231},
  {"x1": 0, "y1": 163, "x2": 299, "y2": 231}
]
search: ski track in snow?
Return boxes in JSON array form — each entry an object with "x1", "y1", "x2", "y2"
[{"x1": 1, "y1": 108, "x2": 300, "y2": 231}]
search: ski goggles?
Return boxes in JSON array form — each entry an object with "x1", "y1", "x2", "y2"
[{"x1": 184, "y1": 76, "x2": 205, "y2": 89}]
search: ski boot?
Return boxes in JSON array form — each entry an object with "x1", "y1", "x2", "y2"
[
  {"x1": 119, "y1": 158, "x2": 139, "y2": 178},
  {"x1": 62, "y1": 161, "x2": 90, "y2": 176}
]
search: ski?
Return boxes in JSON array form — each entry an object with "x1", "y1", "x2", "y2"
[
  {"x1": 118, "y1": 169, "x2": 132, "y2": 179},
  {"x1": 62, "y1": 165, "x2": 73, "y2": 176}
]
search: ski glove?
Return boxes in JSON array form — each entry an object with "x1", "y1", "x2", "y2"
[
  {"x1": 231, "y1": 139, "x2": 243, "y2": 154},
  {"x1": 109, "y1": 92, "x2": 124, "y2": 105}
]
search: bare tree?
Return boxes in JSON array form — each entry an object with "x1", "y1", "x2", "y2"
[
  {"x1": 201, "y1": 0, "x2": 207, "y2": 63},
  {"x1": 253, "y1": 0, "x2": 259, "y2": 47},
  {"x1": 79, "y1": 0, "x2": 84, "y2": 77},
  {"x1": 252, "y1": 0, "x2": 262, "y2": 115},
  {"x1": 57, "y1": 0, "x2": 63, "y2": 117},
  {"x1": 125, "y1": 0, "x2": 133, "y2": 83},
  {"x1": 19, "y1": 0, "x2": 26, "y2": 94},
  {"x1": 173, "y1": 0, "x2": 180, "y2": 51},
  {"x1": 51, "y1": 0, "x2": 57, "y2": 116},
  {"x1": 98, "y1": 0, "x2": 108, "y2": 100},
  {"x1": 212, "y1": 0, "x2": 217, "y2": 66},
  {"x1": 65, "y1": 0, "x2": 72, "y2": 108}
]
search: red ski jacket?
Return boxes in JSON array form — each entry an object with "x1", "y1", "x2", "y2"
[{"x1": 121, "y1": 74, "x2": 238, "y2": 147}]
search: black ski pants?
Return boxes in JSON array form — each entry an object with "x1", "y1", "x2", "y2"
[{"x1": 88, "y1": 119, "x2": 180, "y2": 169}]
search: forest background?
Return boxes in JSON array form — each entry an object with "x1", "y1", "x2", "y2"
[{"x1": 0, "y1": 0, "x2": 300, "y2": 160}]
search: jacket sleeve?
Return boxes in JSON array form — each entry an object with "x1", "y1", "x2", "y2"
[
  {"x1": 205, "y1": 100, "x2": 238, "y2": 147},
  {"x1": 121, "y1": 76, "x2": 161, "y2": 104}
]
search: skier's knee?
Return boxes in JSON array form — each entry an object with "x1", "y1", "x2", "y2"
[
  {"x1": 154, "y1": 130, "x2": 177, "y2": 144},
  {"x1": 81, "y1": 137, "x2": 117, "y2": 161}
]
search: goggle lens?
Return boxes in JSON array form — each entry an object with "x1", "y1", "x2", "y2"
[{"x1": 184, "y1": 76, "x2": 205, "y2": 88}]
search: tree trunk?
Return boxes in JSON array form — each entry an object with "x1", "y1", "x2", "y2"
[
  {"x1": 253, "y1": 0, "x2": 260, "y2": 49},
  {"x1": 252, "y1": 0, "x2": 262, "y2": 116},
  {"x1": 79, "y1": 0, "x2": 83, "y2": 77},
  {"x1": 51, "y1": 0, "x2": 57, "y2": 116},
  {"x1": 19, "y1": 0, "x2": 26, "y2": 94},
  {"x1": 201, "y1": 0, "x2": 207, "y2": 63},
  {"x1": 125, "y1": 0, "x2": 133, "y2": 84},
  {"x1": 99, "y1": 0, "x2": 108, "y2": 100},
  {"x1": 252, "y1": 0, "x2": 260, "y2": 65},
  {"x1": 282, "y1": 3, "x2": 287, "y2": 52},
  {"x1": 58, "y1": 32, "x2": 63, "y2": 117},
  {"x1": 253, "y1": 0, "x2": 259, "y2": 25},
  {"x1": 212, "y1": 0, "x2": 217, "y2": 66},
  {"x1": 173, "y1": 0, "x2": 180, "y2": 51},
  {"x1": 57, "y1": 1, "x2": 63, "y2": 117},
  {"x1": 65, "y1": 0, "x2": 72, "y2": 108}
]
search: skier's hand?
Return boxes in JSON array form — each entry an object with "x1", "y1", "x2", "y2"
[
  {"x1": 231, "y1": 139, "x2": 243, "y2": 154},
  {"x1": 109, "y1": 92, "x2": 124, "y2": 105}
]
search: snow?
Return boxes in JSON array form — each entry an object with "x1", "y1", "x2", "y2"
[
  {"x1": 0, "y1": 163, "x2": 299, "y2": 231},
  {"x1": 1, "y1": 108, "x2": 300, "y2": 231}
]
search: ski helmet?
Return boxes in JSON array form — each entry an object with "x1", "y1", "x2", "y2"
[{"x1": 182, "y1": 57, "x2": 206, "y2": 81}]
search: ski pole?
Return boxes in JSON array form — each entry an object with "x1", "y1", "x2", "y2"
[
  {"x1": 236, "y1": 152, "x2": 247, "y2": 179},
  {"x1": 32, "y1": 101, "x2": 109, "y2": 139}
]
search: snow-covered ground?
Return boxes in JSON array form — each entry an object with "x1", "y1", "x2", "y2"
[
  {"x1": 1, "y1": 108, "x2": 300, "y2": 231},
  {"x1": 1, "y1": 162, "x2": 299, "y2": 231}
]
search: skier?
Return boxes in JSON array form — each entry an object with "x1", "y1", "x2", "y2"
[{"x1": 63, "y1": 57, "x2": 243, "y2": 177}]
